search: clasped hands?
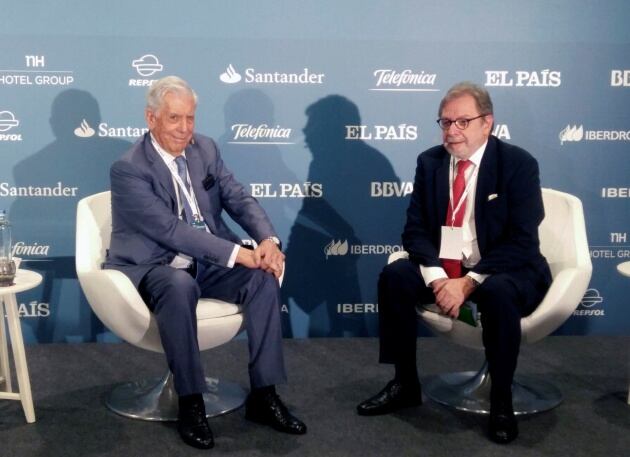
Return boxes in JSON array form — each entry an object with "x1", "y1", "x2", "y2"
[
  {"x1": 236, "y1": 239, "x2": 285, "y2": 279},
  {"x1": 430, "y1": 276, "x2": 476, "y2": 318}
]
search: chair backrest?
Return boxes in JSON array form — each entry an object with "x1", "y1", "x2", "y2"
[
  {"x1": 539, "y1": 188, "x2": 590, "y2": 277},
  {"x1": 522, "y1": 188, "x2": 592, "y2": 342},
  {"x1": 76, "y1": 191, "x2": 111, "y2": 276}
]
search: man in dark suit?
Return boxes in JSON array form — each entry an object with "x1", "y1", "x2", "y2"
[
  {"x1": 356, "y1": 82, "x2": 551, "y2": 444},
  {"x1": 105, "y1": 76, "x2": 306, "y2": 449}
]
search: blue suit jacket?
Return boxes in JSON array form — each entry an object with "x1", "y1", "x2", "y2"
[
  {"x1": 104, "y1": 133, "x2": 277, "y2": 287},
  {"x1": 403, "y1": 135, "x2": 551, "y2": 284}
]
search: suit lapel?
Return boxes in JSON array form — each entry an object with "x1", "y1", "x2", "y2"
[
  {"x1": 142, "y1": 134, "x2": 178, "y2": 209},
  {"x1": 474, "y1": 136, "x2": 499, "y2": 250},
  {"x1": 435, "y1": 150, "x2": 450, "y2": 225}
]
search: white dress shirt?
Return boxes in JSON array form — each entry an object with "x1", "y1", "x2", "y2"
[{"x1": 420, "y1": 141, "x2": 490, "y2": 287}]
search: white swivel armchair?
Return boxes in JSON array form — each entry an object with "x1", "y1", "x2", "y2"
[
  {"x1": 616, "y1": 261, "x2": 630, "y2": 405},
  {"x1": 76, "y1": 191, "x2": 246, "y2": 421},
  {"x1": 389, "y1": 188, "x2": 592, "y2": 415}
]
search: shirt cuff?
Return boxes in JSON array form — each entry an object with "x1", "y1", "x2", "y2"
[
  {"x1": 226, "y1": 243, "x2": 240, "y2": 268},
  {"x1": 419, "y1": 265, "x2": 448, "y2": 287},
  {"x1": 466, "y1": 271, "x2": 489, "y2": 285}
]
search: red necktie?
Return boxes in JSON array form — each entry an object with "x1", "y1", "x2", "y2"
[{"x1": 441, "y1": 159, "x2": 472, "y2": 278}]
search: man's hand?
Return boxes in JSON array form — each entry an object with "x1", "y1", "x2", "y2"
[
  {"x1": 254, "y1": 239, "x2": 285, "y2": 279},
  {"x1": 235, "y1": 246, "x2": 260, "y2": 270},
  {"x1": 431, "y1": 277, "x2": 476, "y2": 318}
]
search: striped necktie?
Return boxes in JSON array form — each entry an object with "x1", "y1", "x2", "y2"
[{"x1": 174, "y1": 155, "x2": 194, "y2": 223}]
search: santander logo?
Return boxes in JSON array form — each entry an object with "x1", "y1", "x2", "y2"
[{"x1": 220, "y1": 64, "x2": 242, "y2": 84}]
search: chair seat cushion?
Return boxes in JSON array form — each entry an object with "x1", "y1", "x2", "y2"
[{"x1": 197, "y1": 298, "x2": 242, "y2": 320}]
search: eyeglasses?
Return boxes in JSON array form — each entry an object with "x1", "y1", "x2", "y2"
[{"x1": 436, "y1": 114, "x2": 487, "y2": 130}]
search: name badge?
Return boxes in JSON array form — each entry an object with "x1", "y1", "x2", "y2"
[
  {"x1": 439, "y1": 226, "x2": 464, "y2": 260},
  {"x1": 191, "y1": 218, "x2": 207, "y2": 231}
]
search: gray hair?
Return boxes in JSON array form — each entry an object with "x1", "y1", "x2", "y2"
[
  {"x1": 438, "y1": 81, "x2": 493, "y2": 117},
  {"x1": 146, "y1": 76, "x2": 198, "y2": 112}
]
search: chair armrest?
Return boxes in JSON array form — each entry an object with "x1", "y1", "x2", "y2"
[
  {"x1": 522, "y1": 266, "x2": 592, "y2": 344},
  {"x1": 78, "y1": 269, "x2": 153, "y2": 346}
]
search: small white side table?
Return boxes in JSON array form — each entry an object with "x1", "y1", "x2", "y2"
[
  {"x1": 617, "y1": 261, "x2": 630, "y2": 405},
  {"x1": 0, "y1": 269, "x2": 42, "y2": 423}
]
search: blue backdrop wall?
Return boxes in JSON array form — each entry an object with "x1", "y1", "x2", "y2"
[{"x1": 1, "y1": 1, "x2": 629, "y2": 343}]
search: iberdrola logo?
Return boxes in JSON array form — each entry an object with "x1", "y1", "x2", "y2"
[
  {"x1": 559, "y1": 124, "x2": 583, "y2": 145},
  {"x1": 324, "y1": 239, "x2": 349, "y2": 259}
]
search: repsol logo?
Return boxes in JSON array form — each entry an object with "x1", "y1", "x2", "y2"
[
  {"x1": 573, "y1": 289, "x2": 605, "y2": 317},
  {"x1": 0, "y1": 111, "x2": 22, "y2": 141}
]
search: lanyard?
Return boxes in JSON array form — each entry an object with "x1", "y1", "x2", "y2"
[
  {"x1": 448, "y1": 157, "x2": 478, "y2": 227},
  {"x1": 170, "y1": 165, "x2": 203, "y2": 222}
]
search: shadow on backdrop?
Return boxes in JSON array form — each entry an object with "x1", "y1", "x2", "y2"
[
  {"x1": 217, "y1": 89, "x2": 300, "y2": 240},
  {"x1": 282, "y1": 95, "x2": 407, "y2": 337},
  {"x1": 9, "y1": 89, "x2": 132, "y2": 343},
  {"x1": 216, "y1": 89, "x2": 302, "y2": 336}
]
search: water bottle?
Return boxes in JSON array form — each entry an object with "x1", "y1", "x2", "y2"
[{"x1": 0, "y1": 210, "x2": 16, "y2": 286}]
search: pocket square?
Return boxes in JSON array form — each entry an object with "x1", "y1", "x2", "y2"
[{"x1": 487, "y1": 193, "x2": 498, "y2": 201}]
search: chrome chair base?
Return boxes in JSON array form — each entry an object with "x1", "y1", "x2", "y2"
[
  {"x1": 422, "y1": 361, "x2": 562, "y2": 416},
  {"x1": 106, "y1": 371, "x2": 247, "y2": 421}
]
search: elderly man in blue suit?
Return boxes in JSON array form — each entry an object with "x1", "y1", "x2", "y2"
[
  {"x1": 356, "y1": 82, "x2": 551, "y2": 444},
  {"x1": 105, "y1": 76, "x2": 306, "y2": 449}
]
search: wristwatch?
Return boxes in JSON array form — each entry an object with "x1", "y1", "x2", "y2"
[
  {"x1": 263, "y1": 236, "x2": 281, "y2": 246},
  {"x1": 467, "y1": 275, "x2": 480, "y2": 289}
]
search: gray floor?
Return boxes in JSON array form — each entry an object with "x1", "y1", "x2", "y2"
[{"x1": 0, "y1": 336, "x2": 629, "y2": 457}]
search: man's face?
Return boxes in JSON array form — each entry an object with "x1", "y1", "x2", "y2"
[
  {"x1": 146, "y1": 91, "x2": 195, "y2": 156},
  {"x1": 440, "y1": 94, "x2": 493, "y2": 160}
]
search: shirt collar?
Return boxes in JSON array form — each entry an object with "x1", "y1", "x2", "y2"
[
  {"x1": 456, "y1": 140, "x2": 487, "y2": 169},
  {"x1": 150, "y1": 133, "x2": 186, "y2": 166}
]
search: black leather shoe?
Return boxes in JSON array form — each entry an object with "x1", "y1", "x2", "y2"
[
  {"x1": 357, "y1": 379, "x2": 422, "y2": 416},
  {"x1": 488, "y1": 400, "x2": 518, "y2": 444},
  {"x1": 178, "y1": 397, "x2": 214, "y2": 449},
  {"x1": 245, "y1": 392, "x2": 307, "y2": 434}
]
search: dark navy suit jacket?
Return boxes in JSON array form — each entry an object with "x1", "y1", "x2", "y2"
[
  {"x1": 104, "y1": 133, "x2": 277, "y2": 288},
  {"x1": 402, "y1": 135, "x2": 551, "y2": 291}
]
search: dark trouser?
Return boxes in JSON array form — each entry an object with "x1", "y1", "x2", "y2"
[
  {"x1": 139, "y1": 263, "x2": 287, "y2": 396},
  {"x1": 378, "y1": 258, "x2": 547, "y2": 399}
]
